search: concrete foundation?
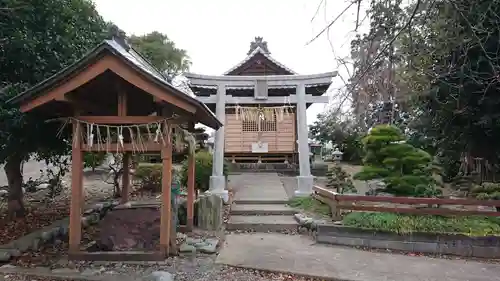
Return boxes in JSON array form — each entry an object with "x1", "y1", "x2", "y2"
[
  {"x1": 294, "y1": 175, "x2": 314, "y2": 197},
  {"x1": 209, "y1": 175, "x2": 229, "y2": 204}
]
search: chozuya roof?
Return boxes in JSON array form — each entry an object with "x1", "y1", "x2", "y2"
[
  {"x1": 223, "y1": 36, "x2": 297, "y2": 75},
  {"x1": 8, "y1": 37, "x2": 222, "y2": 130}
]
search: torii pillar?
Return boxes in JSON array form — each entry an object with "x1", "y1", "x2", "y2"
[{"x1": 294, "y1": 82, "x2": 314, "y2": 197}]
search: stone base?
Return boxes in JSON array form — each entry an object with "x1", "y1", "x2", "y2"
[
  {"x1": 294, "y1": 176, "x2": 314, "y2": 197},
  {"x1": 209, "y1": 175, "x2": 229, "y2": 204}
]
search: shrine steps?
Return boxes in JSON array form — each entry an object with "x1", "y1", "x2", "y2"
[
  {"x1": 233, "y1": 199, "x2": 289, "y2": 205},
  {"x1": 230, "y1": 204, "x2": 296, "y2": 216},
  {"x1": 227, "y1": 173, "x2": 297, "y2": 233},
  {"x1": 226, "y1": 215, "x2": 298, "y2": 232}
]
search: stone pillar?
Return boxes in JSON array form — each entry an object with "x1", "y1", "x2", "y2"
[
  {"x1": 209, "y1": 83, "x2": 229, "y2": 203},
  {"x1": 295, "y1": 83, "x2": 314, "y2": 197}
]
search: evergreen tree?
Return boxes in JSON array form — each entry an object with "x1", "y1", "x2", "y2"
[
  {"x1": 326, "y1": 163, "x2": 357, "y2": 194},
  {"x1": 354, "y1": 125, "x2": 441, "y2": 197}
]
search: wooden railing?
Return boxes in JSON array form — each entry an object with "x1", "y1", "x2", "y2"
[{"x1": 312, "y1": 185, "x2": 500, "y2": 219}]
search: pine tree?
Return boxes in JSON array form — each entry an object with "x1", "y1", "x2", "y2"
[
  {"x1": 354, "y1": 125, "x2": 441, "y2": 197},
  {"x1": 326, "y1": 163, "x2": 357, "y2": 194}
]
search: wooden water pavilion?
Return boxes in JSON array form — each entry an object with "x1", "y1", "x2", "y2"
[{"x1": 9, "y1": 35, "x2": 222, "y2": 260}]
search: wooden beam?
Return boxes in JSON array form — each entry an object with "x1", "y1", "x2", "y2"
[
  {"x1": 159, "y1": 142, "x2": 172, "y2": 255},
  {"x1": 78, "y1": 116, "x2": 165, "y2": 124},
  {"x1": 187, "y1": 151, "x2": 195, "y2": 231},
  {"x1": 69, "y1": 121, "x2": 83, "y2": 252},
  {"x1": 81, "y1": 142, "x2": 162, "y2": 152}
]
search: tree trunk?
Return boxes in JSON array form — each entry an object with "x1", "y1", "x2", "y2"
[{"x1": 4, "y1": 155, "x2": 25, "y2": 220}]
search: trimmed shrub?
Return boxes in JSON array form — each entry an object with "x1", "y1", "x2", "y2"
[
  {"x1": 134, "y1": 163, "x2": 179, "y2": 193},
  {"x1": 180, "y1": 150, "x2": 228, "y2": 193}
]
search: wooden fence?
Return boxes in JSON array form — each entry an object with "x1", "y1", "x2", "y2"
[{"x1": 312, "y1": 186, "x2": 500, "y2": 220}]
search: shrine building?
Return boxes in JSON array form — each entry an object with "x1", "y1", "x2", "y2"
[{"x1": 185, "y1": 37, "x2": 336, "y2": 197}]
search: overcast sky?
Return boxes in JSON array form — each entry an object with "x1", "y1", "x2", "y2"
[{"x1": 93, "y1": 0, "x2": 364, "y2": 125}]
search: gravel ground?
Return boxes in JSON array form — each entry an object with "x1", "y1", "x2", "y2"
[
  {"x1": 3, "y1": 255, "x2": 321, "y2": 281},
  {"x1": 72, "y1": 255, "x2": 319, "y2": 281}
]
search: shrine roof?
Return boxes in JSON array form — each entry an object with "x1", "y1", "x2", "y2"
[
  {"x1": 224, "y1": 45, "x2": 297, "y2": 76},
  {"x1": 8, "y1": 39, "x2": 222, "y2": 129}
]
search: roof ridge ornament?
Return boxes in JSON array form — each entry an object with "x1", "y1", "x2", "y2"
[
  {"x1": 108, "y1": 24, "x2": 130, "y2": 52},
  {"x1": 248, "y1": 36, "x2": 270, "y2": 55}
]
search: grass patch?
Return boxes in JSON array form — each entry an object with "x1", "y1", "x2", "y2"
[
  {"x1": 342, "y1": 212, "x2": 500, "y2": 236},
  {"x1": 288, "y1": 196, "x2": 331, "y2": 217}
]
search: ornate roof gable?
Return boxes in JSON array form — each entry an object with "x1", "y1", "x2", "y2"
[{"x1": 224, "y1": 37, "x2": 296, "y2": 76}]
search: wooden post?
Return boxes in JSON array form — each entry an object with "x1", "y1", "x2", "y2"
[
  {"x1": 121, "y1": 152, "x2": 130, "y2": 203},
  {"x1": 332, "y1": 195, "x2": 341, "y2": 221},
  {"x1": 159, "y1": 141, "x2": 172, "y2": 255},
  {"x1": 117, "y1": 86, "x2": 129, "y2": 204},
  {"x1": 187, "y1": 151, "x2": 195, "y2": 230},
  {"x1": 69, "y1": 121, "x2": 83, "y2": 252}
]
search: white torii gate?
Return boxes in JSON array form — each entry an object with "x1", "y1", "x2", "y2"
[{"x1": 185, "y1": 71, "x2": 337, "y2": 200}]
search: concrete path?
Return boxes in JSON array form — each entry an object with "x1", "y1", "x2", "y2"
[
  {"x1": 217, "y1": 233, "x2": 500, "y2": 281},
  {"x1": 231, "y1": 173, "x2": 288, "y2": 204},
  {"x1": 227, "y1": 173, "x2": 297, "y2": 232}
]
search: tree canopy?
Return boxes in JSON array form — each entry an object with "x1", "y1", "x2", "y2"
[
  {"x1": 311, "y1": 0, "x2": 500, "y2": 184},
  {"x1": 0, "y1": 0, "x2": 108, "y2": 218},
  {"x1": 129, "y1": 31, "x2": 191, "y2": 81}
]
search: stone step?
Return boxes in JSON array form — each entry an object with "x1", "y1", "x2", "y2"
[
  {"x1": 231, "y1": 204, "x2": 297, "y2": 216},
  {"x1": 233, "y1": 199, "x2": 290, "y2": 205},
  {"x1": 226, "y1": 215, "x2": 298, "y2": 232}
]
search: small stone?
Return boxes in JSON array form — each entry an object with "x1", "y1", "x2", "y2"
[
  {"x1": 7, "y1": 248, "x2": 21, "y2": 257},
  {"x1": 293, "y1": 213, "x2": 304, "y2": 223},
  {"x1": 55, "y1": 258, "x2": 69, "y2": 267},
  {"x1": 0, "y1": 264, "x2": 16, "y2": 268},
  {"x1": 81, "y1": 268, "x2": 100, "y2": 276},
  {"x1": 37, "y1": 183, "x2": 49, "y2": 190},
  {"x1": 51, "y1": 268, "x2": 79, "y2": 274},
  {"x1": 0, "y1": 250, "x2": 11, "y2": 261},
  {"x1": 41, "y1": 231, "x2": 52, "y2": 242},
  {"x1": 176, "y1": 233, "x2": 187, "y2": 240},
  {"x1": 14, "y1": 238, "x2": 31, "y2": 252},
  {"x1": 81, "y1": 216, "x2": 90, "y2": 227},
  {"x1": 60, "y1": 225, "x2": 69, "y2": 236},
  {"x1": 33, "y1": 267, "x2": 50, "y2": 273},
  {"x1": 186, "y1": 238, "x2": 204, "y2": 245},
  {"x1": 51, "y1": 226, "x2": 62, "y2": 236},
  {"x1": 179, "y1": 243, "x2": 196, "y2": 253},
  {"x1": 197, "y1": 238, "x2": 219, "y2": 254},
  {"x1": 31, "y1": 238, "x2": 41, "y2": 251},
  {"x1": 91, "y1": 213, "x2": 101, "y2": 224},
  {"x1": 144, "y1": 271, "x2": 174, "y2": 281}
]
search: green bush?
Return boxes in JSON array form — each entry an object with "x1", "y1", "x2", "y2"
[
  {"x1": 134, "y1": 163, "x2": 179, "y2": 193},
  {"x1": 83, "y1": 152, "x2": 107, "y2": 171},
  {"x1": 470, "y1": 182, "x2": 500, "y2": 211},
  {"x1": 342, "y1": 212, "x2": 500, "y2": 236},
  {"x1": 180, "y1": 151, "x2": 228, "y2": 193},
  {"x1": 354, "y1": 125, "x2": 441, "y2": 197}
]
